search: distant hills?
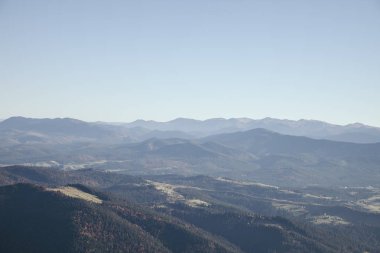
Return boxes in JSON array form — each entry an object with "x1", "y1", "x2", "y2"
[
  {"x1": 0, "y1": 117, "x2": 197, "y2": 145},
  {"x1": 0, "y1": 116, "x2": 129, "y2": 145},
  {"x1": 201, "y1": 128, "x2": 380, "y2": 186},
  {"x1": 1, "y1": 116, "x2": 380, "y2": 187},
  {"x1": 125, "y1": 117, "x2": 380, "y2": 143},
  {"x1": 103, "y1": 129, "x2": 380, "y2": 186},
  {"x1": 2, "y1": 116, "x2": 380, "y2": 144},
  {"x1": 204, "y1": 128, "x2": 380, "y2": 157}
]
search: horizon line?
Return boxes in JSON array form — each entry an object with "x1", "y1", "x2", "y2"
[{"x1": 1, "y1": 115, "x2": 379, "y2": 128}]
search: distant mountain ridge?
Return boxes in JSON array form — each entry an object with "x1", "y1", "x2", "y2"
[
  {"x1": 0, "y1": 116, "x2": 110, "y2": 136},
  {"x1": 0, "y1": 117, "x2": 197, "y2": 145},
  {"x1": 2, "y1": 116, "x2": 380, "y2": 144},
  {"x1": 1, "y1": 116, "x2": 380, "y2": 187},
  {"x1": 125, "y1": 117, "x2": 380, "y2": 143}
]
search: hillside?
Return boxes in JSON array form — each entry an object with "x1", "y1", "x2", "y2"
[
  {"x1": 0, "y1": 183, "x2": 242, "y2": 253},
  {"x1": 2, "y1": 127, "x2": 380, "y2": 186},
  {"x1": 1, "y1": 166, "x2": 380, "y2": 252},
  {"x1": 201, "y1": 128, "x2": 380, "y2": 186},
  {"x1": 0, "y1": 183, "x2": 169, "y2": 253},
  {"x1": 203, "y1": 128, "x2": 380, "y2": 156}
]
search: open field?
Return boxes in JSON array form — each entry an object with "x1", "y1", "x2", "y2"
[{"x1": 47, "y1": 186, "x2": 102, "y2": 204}]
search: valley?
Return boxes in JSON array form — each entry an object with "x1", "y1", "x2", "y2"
[
  {"x1": 0, "y1": 117, "x2": 380, "y2": 252},
  {"x1": 2, "y1": 0, "x2": 379, "y2": 251}
]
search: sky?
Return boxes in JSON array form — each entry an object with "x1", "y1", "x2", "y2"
[{"x1": 0, "y1": 0, "x2": 379, "y2": 126}]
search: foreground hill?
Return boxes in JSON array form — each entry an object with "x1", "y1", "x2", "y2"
[
  {"x1": 0, "y1": 182, "x2": 344, "y2": 253},
  {"x1": 1, "y1": 166, "x2": 379, "y2": 252},
  {"x1": 0, "y1": 183, "x2": 241, "y2": 253},
  {"x1": 0, "y1": 184, "x2": 169, "y2": 253}
]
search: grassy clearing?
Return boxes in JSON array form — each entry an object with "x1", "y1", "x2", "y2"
[
  {"x1": 147, "y1": 180, "x2": 185, "y2": 203},
  {"x1": 216, "y1": 177, "x2": 279, "y2": 189},
  {"x1": 272, "y1": 202, "x2": 307, "y2": 216},
  {"x1": 147, "y1": 180, "x2": 210, "y2": 207},
  {"x1": 47, "y1": 186, "x2": 102, "y2": 204},
  {"x1": 186, "y1": 199, "x2": 210, "y2": 207},
  {"x1": 310, "y1": 215, "x2": 350, "y2": 225}
]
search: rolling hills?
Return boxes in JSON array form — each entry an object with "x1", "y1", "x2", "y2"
[
  {"x1": 125, "y1": 117, "x2": 380, "y2": 143},
  {"x1": 1, "y1": 116, "x2": 380, "y2": 252},
  {"x1": 1, "y1": 117, "x2": 380, "y2": 187},
  {"x1": 1, "y1": 166, "x2": 379, "y2": 252}
]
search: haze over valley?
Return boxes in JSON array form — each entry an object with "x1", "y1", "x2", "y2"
[{"x1": 1, "y1": 116, "x2": 380, "y2": 187}]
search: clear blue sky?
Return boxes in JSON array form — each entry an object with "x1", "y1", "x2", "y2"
[{"x1": 1, "y1": 0, "x2": 379, "y2": 125}]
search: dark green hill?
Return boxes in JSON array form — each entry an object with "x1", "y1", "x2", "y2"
[
  {"x1": 1, "y1": 167, "x2": 379, "y2": 252},
  {"x1": 0, "y1": 183, "x2": 241, "y2": 253},
  {"x1": 202, "y1": 128, "x2": 380, "y2": 186},
  {"x1": 203, "y1": 128, "x2": 380, "y2": 157},
  {"x1": 169, "y1": 205, "x2": 336, "y2": 253},
  {"x1": 0, "y1": 183, "x2": 169, "y2": 253}
]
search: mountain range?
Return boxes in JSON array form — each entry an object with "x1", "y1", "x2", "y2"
[
  {"x1": 1, "y1": 116, "x2": 380, "y2": 187},
  {"x1": 1, "y1": 116, "x2": 380, "y2": 252},
  {"x1": 125, "y1": 117, "x2": 380, "y2": 143},
  {"x1": 2, "y1": 116, "x2": 380, "y2": 144}
]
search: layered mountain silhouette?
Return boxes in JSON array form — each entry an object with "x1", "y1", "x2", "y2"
[
  {"x1": 1, "y1": 117, "x2": 380, "y2": 187},
  {"x1": 2, "y1": 116, "x2": 380, "y2": 144},
  {"x1": 126, "y1": 117, "x2": 380, "y2": 143}
]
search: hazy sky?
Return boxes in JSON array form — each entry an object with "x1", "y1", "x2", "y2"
[{"x1": 1, "y1": 0, "x2": 379, "y2": 125}]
